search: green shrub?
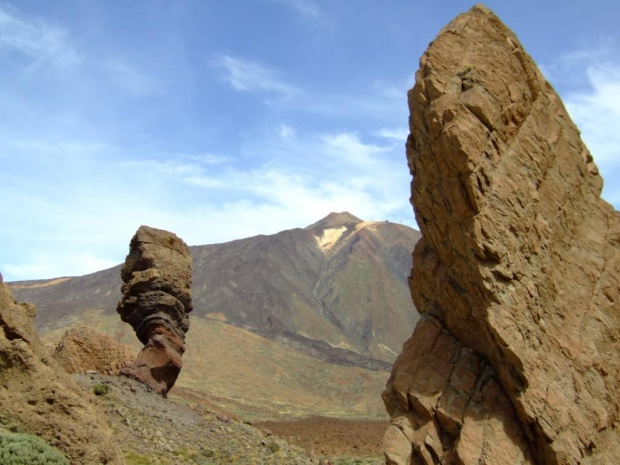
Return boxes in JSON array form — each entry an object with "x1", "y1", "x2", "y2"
[
  {"x1": 267, "y1": 441, "x2": 280, "y2": 454},
  {"x1": 0, "y1": 432, "x2": 69, "y2": 465},
  {"x1": 92, "y1": 383, "x2": 110, "y2": 396},
  {"x1": 124, "y1": 451, "x2": 152, "y2": 465},
  {"x1": 124, "y1": 451, "x2": 173, "y2": 465}
]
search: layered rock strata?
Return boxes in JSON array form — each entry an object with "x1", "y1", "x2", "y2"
[
  {"x1": 53, "y1": 326, "x2": 135, "y2": 375},
  {"x1": 383, "y1": 4, "x2": 620, "y2": 464},
  {"x1": 117, "y1": 226, "x2": 193, "y2": 396},
  {"x1": 0, "y1": 281, "x2": 122, "y2": 464}
]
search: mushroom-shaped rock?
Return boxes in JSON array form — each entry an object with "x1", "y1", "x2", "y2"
[{"x1": 117, "y1": 226, "x2": 193, "y2": 396}]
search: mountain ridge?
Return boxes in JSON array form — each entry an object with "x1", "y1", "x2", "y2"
[{"x1": 11, "y1": 212, "x2": 420, "y2": 373}]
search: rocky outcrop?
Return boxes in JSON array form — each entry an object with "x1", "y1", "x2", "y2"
[
  {"x1": 383, "y1": 4, "x2": 620, "y2": 464},
  {"x1": 117, "y1": 226, "x2": 193, "y2": 396},
  {"x1": 53, "y1": 326, "x2": 135, "y2": 375},
  {"x1": 0, "y1": 281, "x2": 122, "y2": 464}
]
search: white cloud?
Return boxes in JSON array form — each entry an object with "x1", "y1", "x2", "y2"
[
  {"x1": 373, "y1": 127, "x2": 409, "y2": 141},
  {"x1": 562, "y1": 64, "x2": 620, "y2": 206},
  {"x1": 211, "y1": 54, "x2": 300, "y2": 100},
  {"x1": 0, "y1": 125, "x2": 416, "y2": 282},
  {"x1": 0, "y1": 5, "x2": 79, "y2": 77},
  {"x1": 540, "y1": 47, "x2": 614, "y2": 86},
  {"x1": 320, "y1": 132, "x2": 390, "y2": 167},
  {"x1": 279, "y1": 124, "x2": 296, "y2": 139},
  {"x1": 182, "y1": 153, "x2": 230, "y2": 165}
]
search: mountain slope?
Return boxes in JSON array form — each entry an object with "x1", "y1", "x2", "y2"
[
  {"x1": 12, "y1": 213, "x2": 420, "y2": 367},
  {"x1": 9, "y1": 213, "x2": 420, "y2": 419}
]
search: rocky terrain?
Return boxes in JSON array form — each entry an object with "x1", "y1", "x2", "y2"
[
  {"x1": 256, "y1": 416, "x2": 386, "y2": 460},
  {"x1": 1, "y1": 260, "x2": 389, "y2": 464},
  {"x1": 10, "y1": 213, "x2": 419, "y2": 420},
  {"x1": 54, "y1": 325, "x2": 135, "y2": 375},
  {"x1": 75, "y1": 373, "x2": 316, "y2": 464},
  {"x1": 383, "y1": 5, "x2": 620, "y2": 464},
  {"x1": 0, "y1": 282, "x2": 122, "y2": 464},
  {"x1": 7, "y1": 5, "x2": 618, "y2": 465}
]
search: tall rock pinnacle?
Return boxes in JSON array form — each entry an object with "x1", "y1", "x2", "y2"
[
  {"x1": 383, "y1": 5, "x2": 620, "y2": 465},
  {"x1": 117, "y1": 226, "x2": 193, "y2": 396}
]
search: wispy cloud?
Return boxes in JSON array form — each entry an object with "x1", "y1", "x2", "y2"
[
  {"x1": 540, "y1": 46, "x2": 615, "y2": 87},
  {"x1": 0, "y1": 5, "x2": 79, "y2": 77},
  {"x1": 211, "y1": 54, "x2": 300, "y2": 100},
  {"x1": 105, "y1": 58, "x2": 160, "y2": 96},
  {"x1": 373, "y1": 127, "x2": 409, "y2": 141},
  {"x1": 279, "y1": 124, "x2": 296, "y2": 140},
  {"x1": 565, "y1": 65, "x2": 620, "y2": 161},
  {"x1": 546, "y1": 49, "x2": 620, "y2": 207},
  {"x1": 178, "y1": 127, "x2": 413, "y2": 223},
  {"x1": 302, "y1": 78, "x2": 410, "y2": 124},
  {"x1": 268, "y1": 0, "x2": 320, "y2": 18}
]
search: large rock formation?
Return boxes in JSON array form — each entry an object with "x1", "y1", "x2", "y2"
[
  {"x1": 117, "y1": 225, "x2": 193, "y2": 396},
  {"x1": 0, "y1": 281, "x2": 122, "y2": 464},
  {"x1": 53, "y1": 326, "x2": 135, "y2": 375},
  {"x1": 383, "y1": 4, "x2": 620, "y2": 464}
]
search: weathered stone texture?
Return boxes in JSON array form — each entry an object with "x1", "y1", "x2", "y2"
[
  {"x1": 53, "y1": 325, "x2": 135, "y2": 375},
  {"x1": 384, "y1": 4, "x2": 620, "y2": 464},
  {"x1": 0, "y1": 282, "x2": 122, "y2": 464},
  {"x1": 117, "y1": 225, "x2": 193, "y2": 396}
]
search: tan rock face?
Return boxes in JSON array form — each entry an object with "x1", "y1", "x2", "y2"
[
  {"x1": 0, "y1": 282, "x2": 122, "y2": 464},
  {"x1": 117, "y1": 225, "x2": 193, "y2": 396},
  {"x1": 53, "y1": 325, "x2": 135, "y2": 375},
  {"x1": 384, "y1": 4, "x2": 620, "y2": 464}
]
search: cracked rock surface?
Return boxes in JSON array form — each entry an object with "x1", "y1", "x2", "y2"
[
  {"x1": 383, "y1": 4, "x2": 620, "y2": 464},
  {"x1": 117, "y1": 225, "x2": 193, "y2": 396}
]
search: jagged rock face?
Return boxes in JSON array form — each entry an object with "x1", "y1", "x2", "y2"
[
  {"x1": 0, "y1": 282, "x2": 122, "y2": 464},
  {"x1": 53, "y1": 326, "x2": 135, "y2": 375},
  {"x1": 117, "y1": 225, "x2": 193, "y2": 396},
  {"x1": 383, "y1": 4, "x2": 620, "y2": 465}
]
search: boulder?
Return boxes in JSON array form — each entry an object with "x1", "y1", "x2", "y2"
[
  {"x1": 383, "y1": 4, "x2": 620, "y2": 464},
  {"x1": 0, "y1": 281, "x2": 122, "y2": 464},
  {"x1": 117, "y1": 225, "x2": 193, "y2": 396},
  {"x1": 53, "y1": 326, "x2": 135, "y2": 375}
]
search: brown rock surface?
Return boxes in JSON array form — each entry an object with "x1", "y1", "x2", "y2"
[
  {"x1": 117, "y1": 225, "x2": 193, "y2": 396},
  {"x1": 383, "y1": 4, "x2": 620, "y2": 464},
  {"x1": 0, "y1": 281, "x2": 122, "y2": 464},
  {"x1": 53, "y1": 325, "x2": 135, "y2": 375}
]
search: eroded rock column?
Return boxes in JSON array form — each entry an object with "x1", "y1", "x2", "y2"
[
  {"x1": 384, "y1": 4, "x2": 620, "y2": 464},
  {"x1": 117, "y1": 226, "x2": 193, "y2": 396}
]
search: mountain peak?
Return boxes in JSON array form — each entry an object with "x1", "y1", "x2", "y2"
[{"x1": 304, "y1": 212, "x2": 363, "y2": 233}]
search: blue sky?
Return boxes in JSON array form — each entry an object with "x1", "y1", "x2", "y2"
[{"x1": 1, "y1": 0, "x2": 619, "y2": 281}]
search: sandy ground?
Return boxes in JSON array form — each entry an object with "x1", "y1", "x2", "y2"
[{"x1": 256, "y1": 416, "x2": 388, "y2": 459}]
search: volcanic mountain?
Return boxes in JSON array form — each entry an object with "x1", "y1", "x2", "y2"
[
  {"x1": 10, "y1": 212, "x2": 420, "y2": 418},
  {"x1": 12, "y1": 212, "x2": 419, "y2": 365}
]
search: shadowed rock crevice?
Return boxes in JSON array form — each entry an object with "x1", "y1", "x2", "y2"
[
  {"x1": 117, "y1": 226, "x2": 193, "y2": 397},
  {"x1": 384, "y1": 4, "x2": 620, "y2": 464}
]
